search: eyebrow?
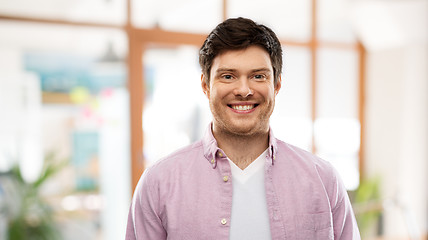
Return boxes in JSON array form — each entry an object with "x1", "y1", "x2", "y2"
[
  {"x1": 215, "y1": 68, "x2": 237, "y2": 74},
  {"x1": 215, "y1": 67, "x2": 272, "y2": 74},
  {"x1": 250, "y1": 68, "x2": 272, "y2": 73}
]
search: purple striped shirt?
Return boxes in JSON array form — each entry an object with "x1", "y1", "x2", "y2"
[{"x1": 126, "y1": 126, "x2": 361, "y2": 239}]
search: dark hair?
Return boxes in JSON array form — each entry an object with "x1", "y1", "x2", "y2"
[{"x1": 199, "y1": 17, "x2": 282, "y2": 86}]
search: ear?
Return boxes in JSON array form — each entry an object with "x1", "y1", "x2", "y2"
[
  {"x1": 201, "y1": 74, "x2": 210, "y2": 98},
  {"x1": 274, "y1": 75, "x2": 282, "y2": 96}
]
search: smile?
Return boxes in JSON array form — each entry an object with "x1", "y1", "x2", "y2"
[{"x1": 228, "y1": 104, "x2": 258, "y2": 111}]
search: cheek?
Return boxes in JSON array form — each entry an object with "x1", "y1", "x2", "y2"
[
  {"x1": 208, "y1": 90, "x2": 222, "y2": 107},
  {"x1": 210, "y1": 85, "x2": 229, "y2": 101},
  {"x1": 259, "y1": 87, "x2": 276, "y2": 100}
]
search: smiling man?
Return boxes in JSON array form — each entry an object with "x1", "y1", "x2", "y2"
[
  {"x1": 126, "y1": 17, "x2": 360, "y2": 240},
  {"x1": 204, "y1": 45, "x2": 279, "y2": 170}
]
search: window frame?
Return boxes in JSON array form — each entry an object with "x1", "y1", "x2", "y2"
[{"x1": 0, "y1": 0, "x2": 366, "y2": 193}]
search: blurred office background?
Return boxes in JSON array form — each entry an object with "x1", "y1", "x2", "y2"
[{"x1": 0, "y1": 0, "x2": 426, "y2": 239}]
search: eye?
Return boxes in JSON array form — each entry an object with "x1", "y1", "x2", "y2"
[
  {"x1": 253, "y1": 74, "x2": 267, "y2": 81},
  {"x1": 222, "y1": 74, "x2": 234, "y2": 80}
]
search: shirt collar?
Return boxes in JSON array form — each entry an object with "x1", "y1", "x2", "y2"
[{"x1": 202, "y1": 123, "x2": 278, "y2": 169}]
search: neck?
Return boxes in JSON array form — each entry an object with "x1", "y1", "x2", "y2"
[{"x1": 212, "y1": 126, "x2": 269, "y2": 170}]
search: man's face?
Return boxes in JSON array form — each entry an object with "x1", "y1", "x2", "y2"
[{"x1": 202, "y1": 45, "x2": 281, "y2": 136}]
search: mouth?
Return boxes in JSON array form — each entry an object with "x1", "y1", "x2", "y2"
[{"x1": 228, "y1": 104, "x2": 258, "y2": 112}]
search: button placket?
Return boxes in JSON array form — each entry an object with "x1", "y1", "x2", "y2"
[
  {"x1": 215, "y1": 159, "x2": 231, "y2": 238},
  {"x1": 222, "y1": 175, "x2": 229, "y2": 182}
]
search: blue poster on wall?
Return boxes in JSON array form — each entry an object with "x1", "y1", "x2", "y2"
[
  {"x1": 23, "y1": 52, "x2": 126, "y2": 94},
  {"x1": 72, "y1": 131, "x2": 99, "y2": 191}
]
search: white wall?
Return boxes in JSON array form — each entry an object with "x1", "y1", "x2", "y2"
[
  {"x1": 365, "y1": 43, "x2": 428, "y2": 238},
  {"x1": 352, "y1": 0, "x2": 427, "y2": 237}
]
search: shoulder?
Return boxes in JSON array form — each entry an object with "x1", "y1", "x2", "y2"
[
  {"x1": 275, "y1": 139, "x2": 336, "y2": 177},
  {"x1": 144, "y1": 140, "x2": 204, "y2": 178},
  {"x1": 136, "y1": 140, "x2": 206, "y2": 190},
  {"x1": 275, "y1": 139, "x2": 341, "y2": 194},
  {"x1": 275, "y1": 139, "x2": 346, "y2": 208}
]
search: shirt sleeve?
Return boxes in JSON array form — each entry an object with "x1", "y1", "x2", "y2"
[
  {"x1": 331, "y1": 168, "x2": 361, "y2": 240},
  {"x1": 125, "y1": 169, "x2": 167, "y2": 240}
]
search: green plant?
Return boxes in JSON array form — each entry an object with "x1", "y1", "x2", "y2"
[
  {"x1": 3, "y1": 153, "x2": 67, "y2": 240},
  {"x1": 353, "y1": 176, "x2": 382, "y2": 237}
]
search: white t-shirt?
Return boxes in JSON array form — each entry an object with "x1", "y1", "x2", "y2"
[{"x1": 227, "y1": 149, "x2": 272, "y2": 240}]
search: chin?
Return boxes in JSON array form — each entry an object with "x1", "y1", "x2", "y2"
[{"x1": 226, "y1": 122, "x2": 268, "y2": 136}]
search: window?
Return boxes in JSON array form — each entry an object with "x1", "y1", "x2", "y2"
[
  {"x1": 0, "y1": 21, "x2": 130, "y2": 239},
  {"x1": 0, "y1": 0, "x2": 364, "y2": 238}
]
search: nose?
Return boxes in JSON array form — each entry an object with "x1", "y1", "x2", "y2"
[{"x1": 233, "y1": 78, "x2": 253, "y2": 98}]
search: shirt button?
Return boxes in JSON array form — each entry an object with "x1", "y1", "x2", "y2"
[
  {"x1": 223, "y1": 176, "x2": 229, "y2": 182},
  {"x1": 218, "y1": 152, "x2": 223, "y2": 157},
  {"x1": 211, "y1": 159, "x2": 215, "y2": 164},
  {"x1": 221, "y1": 218, "x2": 227, "y2": 225}
]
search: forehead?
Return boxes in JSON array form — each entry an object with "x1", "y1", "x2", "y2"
[{"x1": 211, "y1": 46, "x2": 273, "y2": 74}]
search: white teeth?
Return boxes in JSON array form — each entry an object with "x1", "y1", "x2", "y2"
[{"x1": 232, "y1": 105, "x2": 254, "y2": 111}]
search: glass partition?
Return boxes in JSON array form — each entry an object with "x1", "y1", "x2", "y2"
[
  {"x1": 317, "y1": 0, "x2": 356, "y2": 43},
  {"x1": 132, "y1": 0, "x2": 222, "y2": 33},
  {"x1": 271, "y1": 46, "x2": 312, "y2": 151},
  {"x1": 315, "y1": 47, "x2": 360, "y2": 190},
  {"x1": 142, "y1": 45, "x2": 212, "y2": 166},
  {"x1": 0, "y1": 0, "x2": 126, "y2": 25},
  {"x1": 0, "y1": 0, "x2": 367, "y2": 238},
  {"x1": 0, "y1": 22, "x2": 130, "y2": 240},
  {"x1": 228, "y1": 0, "x2": 312, "y2": 42}
]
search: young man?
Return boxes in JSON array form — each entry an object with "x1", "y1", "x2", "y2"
[{"x1": 126, "y1": 17, "x2": 360, "y2": 240}]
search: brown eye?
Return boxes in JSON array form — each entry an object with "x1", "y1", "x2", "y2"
[
  {"x1": 222, "y1": 74, "x2": 233, "y2": 80},
  {"x1": 253, "y1": 74, "x2": 266, "y2": 80}
]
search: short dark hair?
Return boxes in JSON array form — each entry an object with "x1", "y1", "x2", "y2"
[{"x1": 199, "y1": 17, "x2": 283, "y2": 86}]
